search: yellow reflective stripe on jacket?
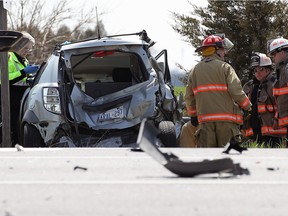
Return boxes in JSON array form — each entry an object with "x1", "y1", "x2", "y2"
[
  {"x1": 198, "y1": 113, "x2": 243, "y2": 124},
  {"x1": 239, "y1": 97, "x2": 251, "y2": 109},
  {"x1": 273, "y1": 86, "x2": 288, "y2": 96},
  {"x1": 261, "y1": 126, "x2": 287, "y2": 135},
  {"x1": 244, "y1": 128, "x2": 254, "y2": 137},
  {"x1": 278, "y1": 116, "x2": 288, "y2": 127},
  {"x1": 192, "y1": 84, "x2": 228, "y2": 95},
  {"x1": 257, "y1": 104, "x2": 275, "y2": 113},
  {"x1": 244, "y1": 126, "x2": 287, "y2": 137},
  {"x1": 186, "y1": 107, "x2": 197, "y2": 116}
]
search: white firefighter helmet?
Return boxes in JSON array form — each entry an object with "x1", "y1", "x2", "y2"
[
  {"x1": 250, "y1": 52, "x2": 272, "y2": 68},
  {"x1": 267, "y1": 38, "x2": 288, "y2": 56}
]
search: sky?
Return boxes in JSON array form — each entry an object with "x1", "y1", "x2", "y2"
[
  {"x1": 7, "y1": 0, "x2": 208, "y2": 83},
  {"x1": 93, "y1": 0, "x2": 202, "y2": 71},
  {"x1": 56, "y1": 0, "x2": 208, "y2": 73},
  {"x1": 5, "y1": 0, "x2": 209, "y2": 85}
]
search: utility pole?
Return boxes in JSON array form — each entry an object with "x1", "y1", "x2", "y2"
[{"x1": 0, "y1": 0, "x2": 12, "y2": 147}]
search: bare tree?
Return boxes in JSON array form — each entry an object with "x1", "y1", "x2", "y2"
[{"x1": 7, "y1": 0, "x2": 99, "y2": 63}]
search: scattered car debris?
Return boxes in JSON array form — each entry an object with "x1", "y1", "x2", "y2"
[
  {"x1": 73, "y1": 166, "x2": 88, "y2": 171},
  {"x1": 222, "y1": 137, "x2": 248, "y2": 154},
  {"x1": 136, "y1": 118, "x2": 250, "y2": 177},
  {"x1": 267, "y1": 167, "x2": 279, "y2": 171},
  {"x1": 14, "y1": 144, "x2": 24, "y2": 151},
  {"x1": 130, "y1": 147, "x2": 143, "y2": 152}
]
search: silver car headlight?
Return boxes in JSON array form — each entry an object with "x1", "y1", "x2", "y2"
[{"x1": 43, "y1": 87, "x2": 61, "y2": 114}]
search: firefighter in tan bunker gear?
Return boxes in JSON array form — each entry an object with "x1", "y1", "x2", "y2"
[
  {"x1": 179, "y1": 120, "x2": 197, "y2": 147},
  {"x1": 242, "y1": 53, "x2": 285, "y2": 147},
  {"x1": 268, "y1": 38, "x2": 288, "y2": 143},
  {"x1": 184, "y1": 35, "x2": 252, "y2": 147}
]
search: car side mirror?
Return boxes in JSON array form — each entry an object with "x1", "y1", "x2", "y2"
[{"x1": 26, "y1": 75, "x2": 35, "y2": 87}]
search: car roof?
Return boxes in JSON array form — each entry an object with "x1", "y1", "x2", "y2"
[{"x1": 60, "y1": 37, "x2": 149, "y2": 51}]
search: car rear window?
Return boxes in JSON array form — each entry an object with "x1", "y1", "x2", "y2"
[
  {"x1": 71, "y1": 51, "x2": 145, "y2": 83},
  {"x1": 68, "y1": 51, "x2": 149, "y2": 98}
]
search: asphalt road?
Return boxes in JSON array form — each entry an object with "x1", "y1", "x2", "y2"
[{"x1": 0, "y1": 147, "x2": 287, "y2": 216}]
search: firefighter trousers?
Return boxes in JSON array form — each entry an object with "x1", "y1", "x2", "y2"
[
  {"x1": 195, "y1": 121, "x2": 240, "y2": 148},
  {"x1": 179, "y1": 121, "x2": 197, "y2": 147}
]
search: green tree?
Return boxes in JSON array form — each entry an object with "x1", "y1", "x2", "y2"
[{"x1": 172, "y1": 0, "x2": 288, "y2": 82}]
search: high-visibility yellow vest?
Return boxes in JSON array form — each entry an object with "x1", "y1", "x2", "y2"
[{"x1": 8, "y1": 52, "x2": 28, "y2": 82}]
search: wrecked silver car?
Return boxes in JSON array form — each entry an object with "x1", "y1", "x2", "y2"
[{"x1": 19, "y1": 30, "x2": 182, "y2": 148}]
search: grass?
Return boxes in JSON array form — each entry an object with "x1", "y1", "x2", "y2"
[
  {"x1": 174, "y1": 86, "x2": 186, "y2": 98},
  {"x1": 242, "y1": 138, "x2": 287, "y2": 148},
  {"x1": 174, "y1": 85, "x2": 288, "y2": 148},
  {"x1": 174, "y1": 86, "x2": 187, "y2": 116}
]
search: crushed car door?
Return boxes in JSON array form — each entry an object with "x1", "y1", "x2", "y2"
[{"x1": 155, "y1": 49, "x2": 171, "y2": 83}]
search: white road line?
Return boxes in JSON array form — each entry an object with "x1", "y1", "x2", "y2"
[
  {"x1": 0, "y1": 156, "x2": 151, "y2": 160},
  {"x1": 0, "y1": 180, "x2": 288, "y2": 185},
  {"x1": 0, "y1": 156, "x2": 287, "y2": 160}
]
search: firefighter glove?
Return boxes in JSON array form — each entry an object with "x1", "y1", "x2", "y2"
[
  {"x1": 244, "y1": 107, "x2": 252, "y2": 118},
  {"x1": 23, "y1": 64, "x2": 39, "y2": 74}
]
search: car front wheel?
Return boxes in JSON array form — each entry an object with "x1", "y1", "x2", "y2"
[
  {"x1": 22, "y1": 124, "x2": 45, "y2": 147},
  {"x1": 158, "y1": 121, "x2": 178, "y2": 147}
]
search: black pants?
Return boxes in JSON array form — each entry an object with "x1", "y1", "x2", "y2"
[{"x1": 0, "y1": 85, "x2": 28, "y2": 145}]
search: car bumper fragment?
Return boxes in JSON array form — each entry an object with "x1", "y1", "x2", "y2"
[{"x1": 137, "y1": 118, "x2": 250, "y2": 177}]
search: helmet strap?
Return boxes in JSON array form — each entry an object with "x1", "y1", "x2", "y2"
[{"x1": 202, "y1": 47, "x2": 216, "y2": 56}]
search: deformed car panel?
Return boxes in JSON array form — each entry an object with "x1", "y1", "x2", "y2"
[
  {"x1": 19, "y1": 30, "x2": 182, "y2": 147},
  {"x1": 69, "y1": 79, "x2": 157, "y2": 130},
  {"x1": 62, "y1": 43, "x2": 151, "y2": 71},
  {"x1": 137, "y1": 118, "x2": 250, "y2": 177}
]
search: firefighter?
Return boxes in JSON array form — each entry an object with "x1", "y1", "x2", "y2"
[
  {"x1": 242, "y1": 52, "x2": 285, "y2": 147},
  {"x1": 179, "y1": 120, "x2": 197, "y2": 147},
  {"x1": 179, "y1": 94, "x2": 197, "y2": 148},
  {"x1": 268, "y1": 38, "x2": 288, "y2": 144},
  {"x1": 185, "y1": 34, "x2": 252, "y2": 147}
]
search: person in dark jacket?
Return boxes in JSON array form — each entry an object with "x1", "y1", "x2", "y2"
[
  {"x1": 242, "y1": 52, "x2": 285, "y2": 147},
  {"x1": 268, "y1": 38, "x2": 288, "y2": 147}
]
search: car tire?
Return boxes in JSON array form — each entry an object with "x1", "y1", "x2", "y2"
[
  {"x1": 158, "y1": 121, "x2": 178, "y2": 147},
  {"x1": 23, "y1": 124, "x2": 45, "y2": 148}
]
